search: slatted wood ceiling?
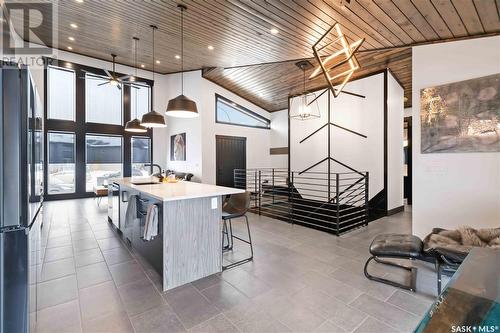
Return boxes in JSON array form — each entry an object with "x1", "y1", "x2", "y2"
[
  {"x1": 204, "y1": 47, "x2": 412, "y2": 111},
  {"x1": 7, "y1": 0, "x2": 499, "y2": 111}
]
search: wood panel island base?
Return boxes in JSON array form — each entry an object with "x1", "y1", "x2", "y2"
[{"x1": 111, "y1": 177, "x2": 244, "y2": 291}]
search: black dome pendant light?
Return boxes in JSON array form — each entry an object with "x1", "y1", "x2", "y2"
[
  {"x1": 165, "y1": 4, "x2": 199, "y2": 118},
  {"x1": 141, "y1": 25, "x2": 166, "y2": 128},
  {"x1": 125, "y1": 37, "x2": 147, "y2": 133}
]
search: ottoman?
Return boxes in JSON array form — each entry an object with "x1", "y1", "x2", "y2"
[{"x1": 364, "y1": 233, "x2": 424, "y2": 292}]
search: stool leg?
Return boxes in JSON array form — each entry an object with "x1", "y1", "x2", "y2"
[
  {"x1": 364, "y1": 256, "x2": 417, "y2": 292},
  {"x1": 222, "y1": 220, "x2": 230, "y2": 251},
  {"x1": 228, "y1": 219, "x2": 234, "y2": 250},
  {"x1": 222, "y1": 214, "x2": 254, "y2": 271},
  {"x1": 245, "y1": 215, "x2": 253, "y2": 259}
]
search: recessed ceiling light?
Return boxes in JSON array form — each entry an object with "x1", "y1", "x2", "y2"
[
  {"x1": 75, "y1": 0, "x2": 83, "y2": 3},
  {"x1": 68, "y1": 36, "x2": 75, "y2": 41},
  {"x1": 67, "y1": 46, "x2": 73, "y2": 50},
  {"x1": 156, "y1": 60, "x2": 160, "y2": 64},
  {"x1": 258, "y1": 92, "x2": 264, "y2": 97},
  {"x1": 70, "y1": 23, "x2": 78, "y2": 29},
  {"x1": 207, "y1": 45, "x2": 214, "y2": 50},
  {"x1": 140, "y1": 64, "x2": 145, "y2": 68},
  {"x1": 270, "y1": 28, "x2": 279, "y2": 34},
  {"x1": 65, "y1": 62, "x2": 73, "y2": 68},
  {"x1": 175, "y1": 55, "x2": 181, "y2": 59}
]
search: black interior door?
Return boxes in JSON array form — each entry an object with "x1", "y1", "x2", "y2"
[{"x1": 216, "y1": 135, "x2": 246, "y2": 187}]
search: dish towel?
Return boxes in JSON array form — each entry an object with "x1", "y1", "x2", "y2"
[
  {"x1": 124, "y1": 195, "x2": 137, "y2": 228},
  {"x1": 143, "y1": 204, "x2": 159, "y2": 241}
]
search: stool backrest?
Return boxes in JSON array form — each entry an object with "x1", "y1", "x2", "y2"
[{"x1": 223, "y1": 192, "x2": 251, "y2": 215}]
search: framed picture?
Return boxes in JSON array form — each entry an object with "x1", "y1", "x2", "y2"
[
  {"x1": 420, "y1": 73, "x2": 499, "y2": 153},
  {"x1": 170, "y1": 133, "x2": 186, "y2": 161}
]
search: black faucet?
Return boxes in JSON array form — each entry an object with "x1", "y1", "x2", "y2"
[{"x1": 143, "y1": 163, "x2": 162, "y2": 177}]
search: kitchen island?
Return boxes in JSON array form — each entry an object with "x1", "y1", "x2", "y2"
[{"x1": 111, "y1": 177, "x2": 244, "y2": 291}]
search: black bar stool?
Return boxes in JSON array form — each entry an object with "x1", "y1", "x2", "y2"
[{"x1": 221, "y1": 192, "x2": 253, "y2": 270}]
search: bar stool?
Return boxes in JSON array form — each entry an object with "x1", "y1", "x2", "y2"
[{"x1": 221, "y1": 192, "x2": 253, "y2": 270}]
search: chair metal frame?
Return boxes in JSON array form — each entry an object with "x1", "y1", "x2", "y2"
[{"x1": 222, "y1": 214, "x2": 254, "y2": 270}]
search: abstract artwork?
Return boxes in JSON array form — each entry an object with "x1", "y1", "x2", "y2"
[
  {"x1": 420, "y1": 74, "x2": 500, "y2": 153},
  {"x1": 170, "y1": 133, "x2": 186, "y2": 161}
]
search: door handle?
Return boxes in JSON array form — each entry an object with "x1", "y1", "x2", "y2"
[{"x1": 121, "y1": 191, "x2": 129, "y2": 203}]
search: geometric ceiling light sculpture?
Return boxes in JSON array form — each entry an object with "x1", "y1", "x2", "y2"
[
  {"x1": 141, "y1": 25, "x2": 166, "y2": 128},
  {"x1": 125, "y1": 37, "x2": 147, "y2": 133},
  {"x1": 309, "y1": 22, "x2": 364, "y2": 98},
  {"x1": 289, "y1": 60, "x2": 321, "y2": 120},
  {"x1": 165, "y1": 4, "x2": 199, "y2": 118}
]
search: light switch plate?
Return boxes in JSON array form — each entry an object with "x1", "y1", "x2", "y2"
[{"x1": 211, "y1": 197, "x2": 217, "y2": 209}]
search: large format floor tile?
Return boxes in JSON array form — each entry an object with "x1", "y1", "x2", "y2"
[
  {"x1": 36, "y1": 300, "x2": 82, "y2": 333},
  {"x1": 38, "y1": 199, "x2": 428, "y2": 333}
]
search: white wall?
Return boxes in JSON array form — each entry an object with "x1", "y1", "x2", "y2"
[
  {"x1": 162, "y1": 72, "x2": 203, "y2": 181},
  {"x1": 270, "y1": 109, "x2": 288, "y2": 169},
  {"x1": 387, "y1": 71, "x2": 404, "y2": 210},
  {"x1": 161, "y1": 71, "x2": 273, "y2": 185},
  {"x1": 412, "y1": 36, "x2": 500, "y2": 238},
  {"x1": 290, "y1": 73, "x2": 385, "y2": 200},
  {"x1": 201, "y1": 78, "x2": 271, "y2": 184}
]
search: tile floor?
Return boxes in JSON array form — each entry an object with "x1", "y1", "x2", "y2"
[{"x1": 33, "y1": 199, "x2": 444, "y2": 333}]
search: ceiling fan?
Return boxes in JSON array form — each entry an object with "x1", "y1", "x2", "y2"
[{"x1": 81, "y1": 54, "x2": 135, "y2": 90}]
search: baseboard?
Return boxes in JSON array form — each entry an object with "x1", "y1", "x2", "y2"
[{"x1": 387, "y1": 205, "x2": 404, "y2": 216}]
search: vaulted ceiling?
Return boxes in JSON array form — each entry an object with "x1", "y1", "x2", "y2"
[{"x1": 7, "y1": 0, "x2": 500, "y2": 111}]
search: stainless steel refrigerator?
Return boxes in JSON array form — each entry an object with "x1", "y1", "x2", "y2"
[{"x1": 0, "y1": 63, "x2": 44, "y2": 333}]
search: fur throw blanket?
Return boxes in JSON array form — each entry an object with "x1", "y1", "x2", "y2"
[{"x1": 424, "y1": 227, "x2": 500, "y2": 255}]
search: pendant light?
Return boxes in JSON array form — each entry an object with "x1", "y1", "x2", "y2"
[
  {"x1": 165, "y1": 4, "x2": 199, "y2": 118},
  {"x1": 289, "y1": 60, "x2": 321, "y2": 120},
  {"x1": 125, "y1": 37, "x2": 147, "y2": 133},
  {"x1": 141, "y1": 25, "x2": 166, "y2": 127}
]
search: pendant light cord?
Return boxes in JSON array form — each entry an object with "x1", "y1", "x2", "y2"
[
  {"x1": 181, "y1": 6, "x2": 184, "y2": 95},
  {"x1": 303, "y1": 66, "x2": 306, "y2": 93},
  {"x1": 152, "y1": 27, "x2": 155, "y2": 81},
  {"x1": 134, "y1": 38, "x2": 138, "y2": 119}
]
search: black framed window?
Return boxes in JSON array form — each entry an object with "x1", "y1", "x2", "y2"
[
  {"x1": 130, "y1": 83, "x2": 151, "y2": 121},
  {"x1": 43, "y1": 58, "x2": 154, "y2": 199},
  {"x1": 215, "y1": 94, "x2": 270, "y2": 129},
  {"x1": 47, "y1": 131, "x2": 76, "y2": 194},
  {"x1": 131, "y1": 136, "x2": 151, "y2": 177},
  {"x1": 85, "y1": 73, "x2": 123, "y2": 125},
  {"x1": 47, "y1": 66, "x2": 75, "y2": 121},
  {"x1": 85, "y1": 134, "x2": 123, "y2": 191}
]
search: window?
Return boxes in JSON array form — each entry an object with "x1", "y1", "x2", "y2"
[
  {"x1": 131, "y1": 137, "x2": 151, "y2": 177},
  {"x1": 86, "y1": 134, "x2": 123, "y2": 191},
  {"x1": 48, "y1": 66, "x2": 75, "y2": 121},
  {"x1": 130, "y1": 84, "x2": 151, "y2": 120},
  {"x1": 216, "y1": 94, "x2": 270, "y2": 129},
  {"x1": 47, "y1": 132, "x2": 75, "y2": 194},
  {"x1": 85, "y1": 74, "x2": 123, "y2": 125}
]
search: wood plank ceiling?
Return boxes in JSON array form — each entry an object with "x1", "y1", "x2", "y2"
[
  {"x1": 203, "y1": 47, "x2": 412, "y2": 111},
  {"x1": 7, "y1": 0, "x2": 500, "y2": 111}
]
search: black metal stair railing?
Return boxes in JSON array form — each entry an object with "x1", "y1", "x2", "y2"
[{"x1": 233, "y1": 168, "x2": 369, "y2": 236}]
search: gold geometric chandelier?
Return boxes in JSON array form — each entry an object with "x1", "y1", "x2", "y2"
[{"x1": 309, "y1": 22, "x2": 364, "y2": 98}]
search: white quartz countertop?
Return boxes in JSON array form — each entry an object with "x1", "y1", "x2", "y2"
[{"x1": 111, "y1": 177, "x2": 244, "y2": 202}]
